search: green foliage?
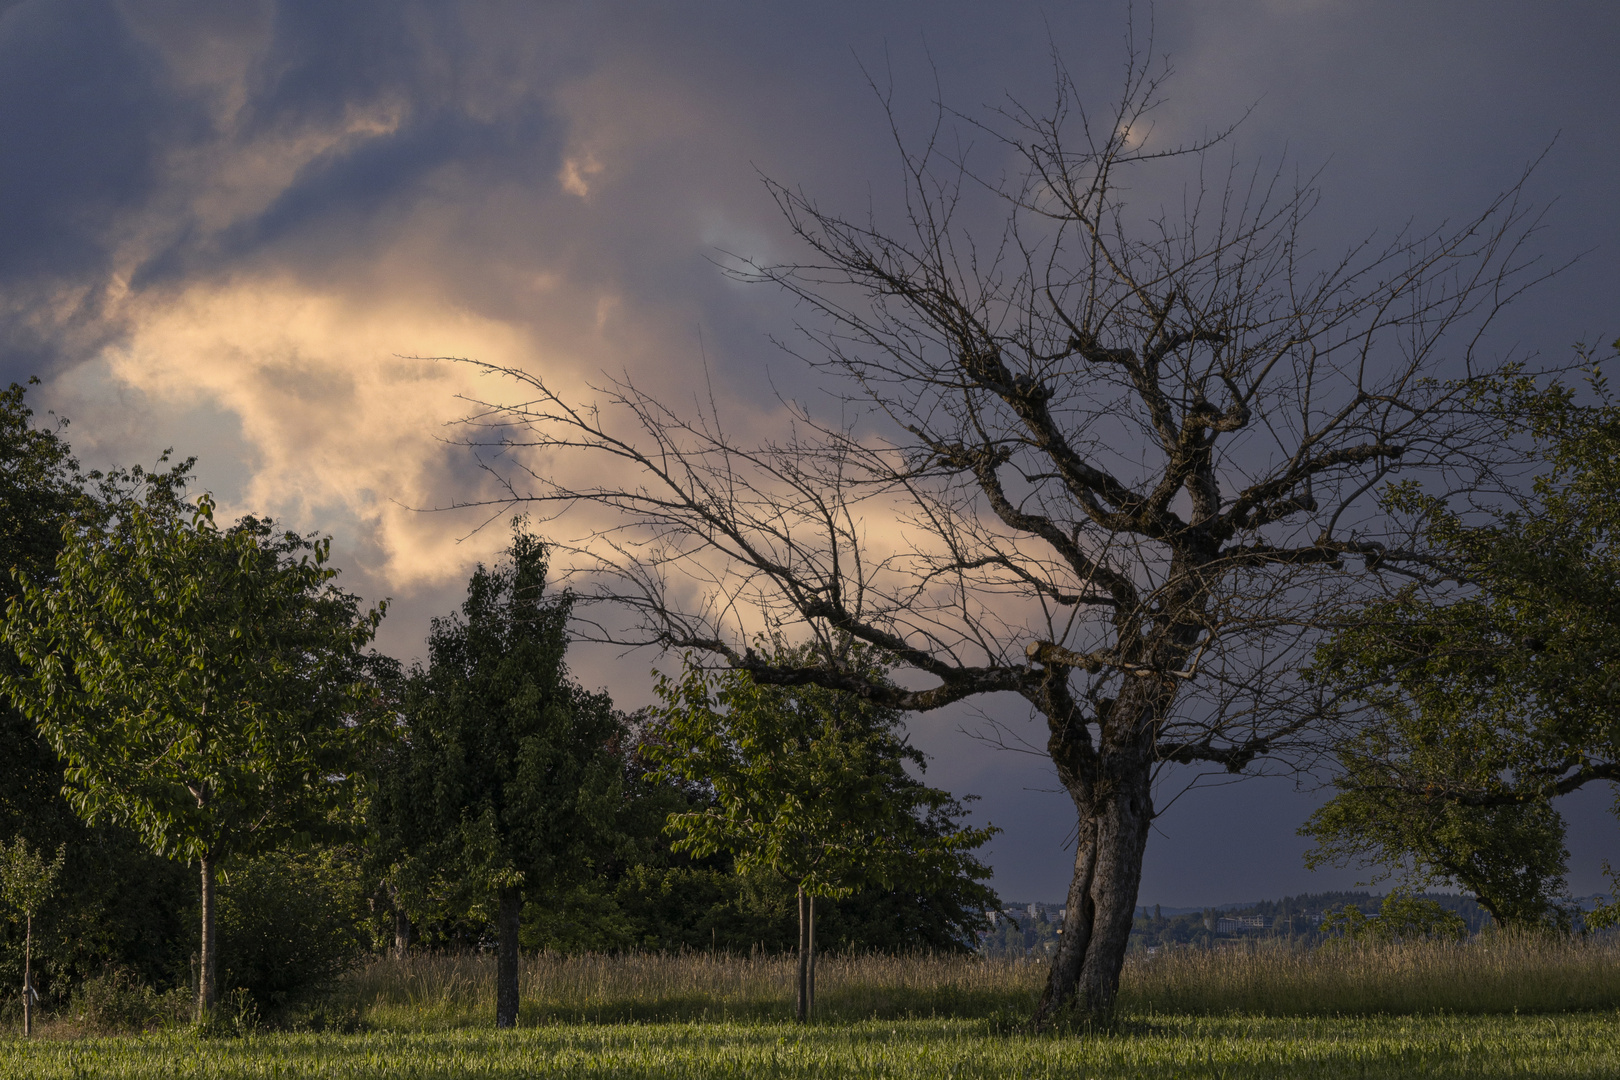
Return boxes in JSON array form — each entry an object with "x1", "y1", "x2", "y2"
[
  {"x1": 65, "y1": 966, "x2": 191, "y2": 1033},
  {"x1": 646, "y1": 644, "x2": 999, "y2": 943},
  {"x1": 0, "y1": 389, "x2": 199, "y2": 1009},
  {"x1": 1304, "y1": 353, "x2": 1620, "y2": 929},
  {"x1": 1304, "y1": 792, "x2": 1569, "y2": 931},
  {"x1": 214, "y1": 846, "x2": 371, "y2": 1014},
  {"x1": 1321, "y1": 893, "x2": 1468, "y2": 944},
  {"x1": 1582, "y1": 862, "x2": 1620, "y2": 932},
  {"x1": 0, "y1": 835, "x2": 64, "y2": 923},
  {"x1": 371, "y1": 526, "x2": 623, "y2": 930},
  {"x1": 0, "y1": 380, "x2": 87, "y2": 598},
  {"x1": 0, "y1": 823, "x2": 193, "y2": 1008},
  {"x1": 1, "y1": 488, "x2": 388, "y2": 865}
]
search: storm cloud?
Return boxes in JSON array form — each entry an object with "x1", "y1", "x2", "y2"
[{"x1": 2, "y1": 0, "x2": 1616, "y2": 905}]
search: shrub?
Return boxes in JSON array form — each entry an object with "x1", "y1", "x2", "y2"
[
  {"x1": 216, "y1": 846, "x2": 370, "y2": 1015},
  {"x1": 1322, "y1": 892, "x2": 1468, "y2": 943},
  {"x1": 68, "y1": 966, "x2": 189, "y2": 1032}
]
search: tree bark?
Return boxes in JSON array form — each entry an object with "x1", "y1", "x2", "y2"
[
  {"x1": 795, "y1": 885, "x2": 809, "y2": 1023},
  {"x1": 21, "y1": 913, "x2": 31, "y2": 1038},
  {"x1": 392, "y1": 906, "x2": 412, "y2": 961},
  {"x1": 197, "y1": 854, "x2": 218, "y2": 1023},
  {"x1": 1034, "y1": 678, "x2": 1161, "y2": 1027},
  {"x1": 495, "y1": 886, "x2": 521, "y2": 1029}
]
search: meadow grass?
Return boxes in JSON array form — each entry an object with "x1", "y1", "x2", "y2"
[
  {"x1": 6, "y1": 1014, "x2": 1620, "y2": 1078},
  {"x1": 339, "y1": 932, "x2": 1620, "y2": 1028},
  {"x1": 6, "y1": 937, "x2": 1619, "y2": 1078},
  {"x1": 1124, "y1": 933, "x2": 1620, "y2": 1016},
  {"x1": 347, "y1": 950, "x2": 1043, "y2": 1028}
]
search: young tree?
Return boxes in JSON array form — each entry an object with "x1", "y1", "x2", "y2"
[
  {"x1": 1, "y1": 489, "x2": 386, "y2": 1022},
  {"x1": 648, "y1": 644, "x2": 998, "y2": 1022},
  {"x1": 444, "y1": 50, "x2": 1553, "y2": 1021},
  {"x1": 1304, "y1": 358, "x2": 1620, "y2": 928},
  {"x1": 370, "y1": 527, "x2": 622, "y2": 1029},
  {"x1": 0, "y1": 836, "x2": 64, "y2": 1036}
]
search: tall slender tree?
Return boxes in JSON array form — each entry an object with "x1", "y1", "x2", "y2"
[{"x1": 2, "y1": 488, "x2": 386, "y2": 1022}]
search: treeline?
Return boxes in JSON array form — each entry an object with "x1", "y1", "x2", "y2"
[{"x1": 0, "y1": 382, "x2": 999, "y2": 1028}]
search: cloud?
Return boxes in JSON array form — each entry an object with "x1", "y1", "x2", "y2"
[{"x1": 64, "y1": 275, "x2": 518, "y2": 585}]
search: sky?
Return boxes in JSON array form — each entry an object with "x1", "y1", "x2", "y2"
[{"x1": 2, "y1": 0, "x2": 1617, "y2": 907}]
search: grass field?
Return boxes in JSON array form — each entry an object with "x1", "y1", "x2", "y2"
[
  {"x1": 4, "y1": 938, "x2": 1619, "y2": 1078},
  {"x1": 7, "y1": 1015, "x2": 1620, "y2": 1079}
]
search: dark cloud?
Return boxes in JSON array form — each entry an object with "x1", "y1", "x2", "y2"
[
  {"x1": 0, "y1": 1, "x2": 173, "y2": 281},
  {"x1": 0, "y1": 1, "x2": 201, "y2": 379}
]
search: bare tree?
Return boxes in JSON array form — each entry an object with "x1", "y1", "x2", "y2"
[{"x1": 439, "y1": 50, "x2": 1554, "y2": 1023}]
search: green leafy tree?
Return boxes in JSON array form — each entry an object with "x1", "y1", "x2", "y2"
[
  {"x1": 648, "y1": 644, "x2": 999, "y2": 1022},
  {"x1": 0, "y1": 836, "x2": 64, "y2": 1036},
  {"x1": 371, "y1": 527, "x2": 622, "y2": 1029},
  {"x1": 1305, "y1": 355, "x2": 1620, "y2": 930},
  {"x1": 1, "y1": 488, "x2": 387, "y2": 1021}
]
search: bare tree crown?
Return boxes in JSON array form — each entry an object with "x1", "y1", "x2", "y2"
[{"x1": 442, "y1": 53, "x2": 1553, "y2": 778}]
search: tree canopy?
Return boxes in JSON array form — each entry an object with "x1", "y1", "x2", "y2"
[
  {"x1": 371, "y1": 526, "x2": 622, "y2": 1028},
  {"x1": 649, "y1": 646, "x2": 998, "y2": 918},
  {"x1": 1, "y1": 486, "x2": 387, "y2": 1017},
  {"x1": 648, "y1": 643, "x2": 999, "y2": 1019},
  {"x1": 1303, "y1": 355, "x2": 1620, "y2": 928}
]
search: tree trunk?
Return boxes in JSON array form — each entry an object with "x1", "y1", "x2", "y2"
[
  {"x1": 803, "y1": 887, "x2": 816, "y2": 1023},
  {"x1": 795, "y1": 885, "x2": 809, "y2": 1023},
  {"x1": 392, "y1": 906, "x2": 412, "y2": 961},
  {"x1": 495, "y1": 886, "x2": 520, "y2": 1029},
  {"x1": 21, "y1": 913, "x2": 31, "y2": 1038},
  {"x1": 1034, "y1": 678, "x2": 1162, "y2": 1027},
  {"x1": 197, "y1": 855, "x2": 218, "y2": 1023}
]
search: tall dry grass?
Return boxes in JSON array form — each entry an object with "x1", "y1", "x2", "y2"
[
  {"x1": 346, "y1": 950, "x2": 1043, "y2": 1027},
  {"x1": 336, "y1": 934, "x2": 1620, "y2": 1029},
  {"x1": 1119, "y1": 933, "x2": 1620, "y2": 1016}
]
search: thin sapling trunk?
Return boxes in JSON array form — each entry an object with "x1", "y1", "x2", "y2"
[
  {"x1": 807, "y1": 892, "x2": 816, "y2": 1021},
  {"x1": 197, "y1": 854, "x2": 218, "y2": 1024},
  {"x1": 22, "y1": 913, "x2": 31, "y2": 1038},
  {"x1": 393, "y1": 907, "x2": 411, "y2": 960},
  {"x1": 796, "y1": 885, "x2": 809, "y2": 1023}
]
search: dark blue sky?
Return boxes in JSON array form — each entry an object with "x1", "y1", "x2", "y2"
[{"x1": 2, "y1": 0, "x2": 1615, "y2": 905}]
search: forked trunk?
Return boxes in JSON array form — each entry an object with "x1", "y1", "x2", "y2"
[
  {"x1": 1036, "y1": 764, "x2": 1153, "y2": 1024},
  {"x1": 197, "y1": 855, "x2": 218, "y2": 1023},
  {"x1": 1035, "y1": 678, "x2": 1162, "y2": 1027},
  {"x1": 495, "y1": 886, "x2": 521, "y2": 1028}
]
